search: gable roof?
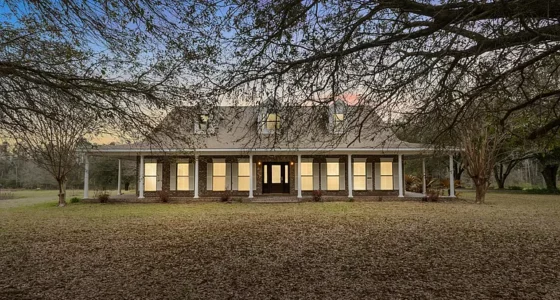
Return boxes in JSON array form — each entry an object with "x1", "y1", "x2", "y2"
[{"x1": 91, "y1": 105, "x2": 429, "y2": 153}]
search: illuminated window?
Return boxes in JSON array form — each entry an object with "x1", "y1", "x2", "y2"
[
  {"x1": 333, "y1": 113, "x2": 344, "y2": 132},
  {"x1": 301, "y1": 162, "x2": 313, "y2": 191},
  {"x1": 213, "y1": 162, "x2": 226, "y2": 191},
  {"x1": 266, "y1": 113, "x2": 280, "y2": 131},
  {"x1": 380, "y1": 161, "x2": 393, "y2": 190},
  {"x1": 197, "y1": 114, "x2": 209, "y2": 131},
  {"x1": 177, "y1": 163, "x2": 189, "y2": 191},
  {"x1": 327, "y1": 162, "x2": 339, "y2": 191},
  {"x1": 272, "y1": 165, "x2": 281, "y2": 183},
  {"x1": 144, "y1": 162, "x2": 157, "y2": 191},
  {"x1": 353, "y1": 162, "x2": 366, "y2": 190},
  {"x1": 238, "y1": 162, "x2": 250, "y2": 191}
]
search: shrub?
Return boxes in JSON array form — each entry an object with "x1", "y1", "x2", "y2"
[
  {"x1": 312, "y1": 190, "x2": 322, "y2": 202},
  {"x1": 70, "y1": 197, "x2": 81, "y2": 203},
  {"x1": 220, "y1": 192, "x2": 231, "y2": 202},
  {"x1": 508, "y1": 185, "x2": 523, "y2": 190},
  {"x1": 348, "y1": 197, "x2": 354, "y2": 202},
  {"x1": 157, "y1": 190, "x2": 170, "y2": 203},
  {"x1": 405, "y1": 174, "x2": 421, "y2": 192},
  {"x1": 424, "y1": 189, "x2": 439, "y2": 202},
  {"x1": 97, "y1": 193, "x2": 110, "y2": 203}
]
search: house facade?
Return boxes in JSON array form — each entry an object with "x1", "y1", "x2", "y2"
[{"x1": 84, "y1": 104, "x2": 457, "y2": 200}]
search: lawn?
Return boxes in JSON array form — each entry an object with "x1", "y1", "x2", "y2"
[
  {"x1": 1, "y1": 192, "x2": 560, "y2": 299},
  {"x1": 0, "y1": 189, "x2": 135, "y2": 209}
]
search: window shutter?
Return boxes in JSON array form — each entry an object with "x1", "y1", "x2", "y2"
[
  {"x1": 189, "y1": 163, "x2": 195, "y2": 191},
  {"x1": 366, "y1": 162, "x2": 373, "y2": 190},
  {"x1": 225, "y1": 163, "x2": 232, "y2": 190},
  {"x1": 232, "y1": 162, "x2": 238, "y2": 191},
  {"x1": 207, "y1": 162, "x2": 213, "y2": 191},
  {"x1": 375, "y1": 163, "x2": 381, "y2": 190},
  {"x1": 339, "y1": 162, "x2": 345, "y2": 191},
  {"x1": 156, "y1": 163, "x2": 163, "y2": 191},
  {"x1": 253, "y1": 163, "x2": 257, "y2": 191},
  {"x1": 320, "y1": 163, "x2": 327, "y2": 191},
  {"x1": 170, "y1": 163, "x2": 177, "y2": 191},
  {"x1": 393, "y1": 162, "x2": 399, "y2": 190},
  {"x1": 313, "y1": 163, "x2": 320, "y2": 190}
]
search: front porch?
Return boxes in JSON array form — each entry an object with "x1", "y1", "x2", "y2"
[{"x1": 83, "y1": 150, "x2": 458, "y2": 202}]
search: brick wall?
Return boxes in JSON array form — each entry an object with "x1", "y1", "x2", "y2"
[{"x1": 136, "y1": 154, "x2": 402, "y2": 199}]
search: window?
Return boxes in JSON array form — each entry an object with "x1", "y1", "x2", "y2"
[
  {"x1": 353, "y1": 162, "x2": 366, "y2": 190},
  {"x1": 272, "y1": 165, "x2": 281, "y2": 183},
  {"x1": 197, "y1": 114, "x2": 209, "y2": 132},
  {"x1": 213, "y1": 162, "x2": 226, "y2": 191},
  {"x1": 380, "y1": 161, "x2": 393, "y2": 190},
  {"x1": 327, "y1": 162, "x2": 339, "y2": 190},
  {"x1": 238, "y1": 162, "x2": 250, "y2": 191},
  {"x1": 301, "y1": 162, "x2": 313, "y2": 191},
  {"x1": 333, "y1": 113, "x2": 344, "y2": 132},
  {"x1": 144, "y1": 162, "x2": 157, "y2": 191},
  {"x1": 266, "y1": 113, "x2": 280, "y2": 131},
  {"x1": 177, "y1": 163, "x2": 189, "y2": 190}
]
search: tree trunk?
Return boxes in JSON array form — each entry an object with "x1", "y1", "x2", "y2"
[
  {"x1": 472, "y1": 177, "x2": 488, "y2": 204},
  {"x1": 493, "y1": 164, "x2": 506, "y2": 189},
  {"x1": 58, "y1": 178, "x2": 67, "y2": 207},
  {"x1": 541, "y1": 164, "x2": 559, "y2": 191}
]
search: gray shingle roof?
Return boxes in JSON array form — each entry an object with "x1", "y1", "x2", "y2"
[{"x1": 91, "y1": 106, "x2": 428, "y2": 153}]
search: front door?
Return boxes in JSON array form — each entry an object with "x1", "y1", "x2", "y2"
[{"x1": 262, "y1": 162, "x2": 290, "y2": 193}]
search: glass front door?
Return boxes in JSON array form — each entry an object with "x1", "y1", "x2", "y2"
[{"x1": 262, "y1": 162, "x2": 289, "y2": 193}]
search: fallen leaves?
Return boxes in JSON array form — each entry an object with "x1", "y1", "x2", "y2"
[{"x1": 1, "y1": 193, "x2": 560, "y2": 299}]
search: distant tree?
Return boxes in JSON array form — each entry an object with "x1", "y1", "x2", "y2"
[
  {"x1": 534, "y1": 146, "x2": 560, "y2": 192},
  {"x1": 460, "y1": 119, "x2": 507, "y2": 203},
  {"x1": 6, "y1": 99, "x2": 98, "y2": 206},
  {"x1": 452, "y1": 153, "x2": 465, "y2": 185}
]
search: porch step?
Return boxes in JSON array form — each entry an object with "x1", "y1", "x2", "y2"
[{"x1": 250, "y1": 196, "x2": 302, "y2": 203}]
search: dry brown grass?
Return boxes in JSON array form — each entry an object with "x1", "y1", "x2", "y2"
[{"x1": 1, "y1": 192, "x2": 560, "y2": 299}]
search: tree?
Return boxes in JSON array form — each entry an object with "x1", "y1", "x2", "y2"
[
  {"x1": 460, "y1": 120, "x2": 507, "y2": 203},
  {"x1": 6, "y1": 99, "x2": 98, "y2": 206},
  {"x1": 1, "y1": 0, "x2": 218, "y2": 143},
  {"x1": 453, "y1": 154, "x2": 465, "y2": 185},
  {"x1": 534, "y1": 147, "x2": 560, "y2": 192},
  {"x1": 210, "y1": 0, "x2": 560, "y2": 144}
]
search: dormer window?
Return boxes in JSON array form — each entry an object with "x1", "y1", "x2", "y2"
[
  {"x1": 195, "y1": 114, "x2": 210, "y2": 134},
  {"x1": 333, "y1": 113, "x2": 344, "y2": 133},
  {"x1": 330, "y1": 99, "x2": 347, "y2": 134},
  {"x1": 198, "y1": 114, "x2": 209, "y2": 130},
  {"x1": 266, "y1": 113, "x2": 280, "y2": 131}
]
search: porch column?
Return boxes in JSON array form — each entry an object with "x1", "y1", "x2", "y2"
[
  {"x1": 297, "y1": 154, "x2": 302, "y2": 198},
  {"x1": 138, "y1": 155, "x2": 145, "y2": 199},
  {"x1": 449, "y1": 154, "x2": 456, "y2": 197},
  {"x1": 398, "y1": 154, "x2": 404, "y2": 197},
  {"x1": 422, "y1": 158, "x2": 427, "y2": 196},
  {"x1": 83, "y1": 155, "x2": 89, "y2": 199},
  {"x1": 194, "y1": 156, "x2": 199, "y2": 198},
  {"x1": 117, "y1": 159, "x2": 122, "y2": 195},
  {"x1": 249, "y1": 154, "x2": 254, "y2": 198},
  {"x1": 348, "y1": 154, "x2": 353, "y2": 198}
]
